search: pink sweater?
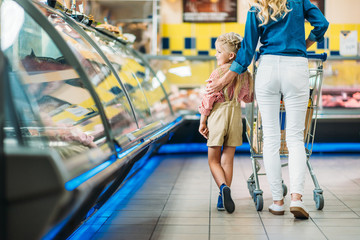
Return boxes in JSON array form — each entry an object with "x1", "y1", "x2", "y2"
[{"x1": 199, "y1": 63, "x2": 253, "y2": 116}]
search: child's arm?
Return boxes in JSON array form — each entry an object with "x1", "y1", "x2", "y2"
[
  {"x1": 199, "y1": 69, "x2": 224, "y2": 116},
  {"x1": 198, "y1": 114, "x2": 208, "y2": 139}
]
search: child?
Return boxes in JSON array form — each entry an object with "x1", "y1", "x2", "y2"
[{"x1": 198, "y1": 32, "x2": 253, "y2": 213}]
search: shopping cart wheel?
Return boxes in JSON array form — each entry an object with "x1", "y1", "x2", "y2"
[
  {"x1": 282, "y1": 183, "x2": 288, "y2": 197},
  {"x1": 255, "y1": 194, "x2": 263, "y2": 211},
  {"x1": 314, "y1": 193, "x2": 324, "y2": 210},
  {"x1": 247, "y1": 179, "x2": 255, "y2": 199}
]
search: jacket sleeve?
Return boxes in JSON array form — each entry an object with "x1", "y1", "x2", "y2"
[
  {"x1": 230, "y1": 7, "x2": 260, "y2": 75},
  {"x1": 304, "y1": 0, "x2": 329, "y2": 42}
]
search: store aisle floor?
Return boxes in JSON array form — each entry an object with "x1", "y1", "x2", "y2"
[{"x1": 70, "y1": 153, "x2": 360, "y2": 240}]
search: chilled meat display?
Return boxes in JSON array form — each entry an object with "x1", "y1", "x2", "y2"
[{"x1": 322, "y1": 91, "x2": 360, "y2": 108}]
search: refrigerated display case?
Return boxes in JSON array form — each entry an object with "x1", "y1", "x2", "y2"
[
  {"x1": 146, "y1": 55, "x2": 360, "y2": 115},
  {"x1": 0, "y1": 0, "x2": 182, "y2": 239},
  {"x1": 321, "y1": 56, "x2": 360, "y2": 111},
  {"x1": 145, "y1": 54, "x2": 360, "y2": 143},
  {"x1": 145, "y1": 55, "x2": 217, "y2": 114}
]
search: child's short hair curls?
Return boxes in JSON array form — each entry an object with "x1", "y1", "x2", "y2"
[{"x1": 216, "y1": 32, "x2": 243, "y2": 54}]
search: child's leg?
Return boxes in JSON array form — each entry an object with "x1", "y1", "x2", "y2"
[
  {"x1": 209, "y1": 146, "x2": 236, "y2": 213},
  {"x1": 221, "y1": 146, "x2": 236, "y2": 187},
  {"x1": 208, "y1": 146, "x2": 225, "y2": 188}
]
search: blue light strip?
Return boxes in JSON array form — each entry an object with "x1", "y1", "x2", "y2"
[
  {"x1": 158, "y1": 142, "x2": 360, "y2": 154},
  {"x1": 64, "y1": 117, "x2": 182, "y2": 191},
  {"x1": 64, "y1": 157, "x2": 115, "y2": 191},
  {"x1": 310, "y1": 143, "x2": 360, "y2": 152},
  {"x1": 157, "y1": 143, "x2": 250, "y2": 154},
  {"x1": 117, "y1": 143, "x2": 141, "y2": 159},
  {"x1": 65, "y1": 143, "x2": 142, "y2": 191},
  {"x1": 67, "y1": 155, "x2": 163, "y2": 240}
]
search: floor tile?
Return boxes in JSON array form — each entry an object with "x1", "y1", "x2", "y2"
[
  {"x1": 150, "y1": 233, "x2": 209, "y2": 240},
  {"x1": 68, "y1": 154, "x2": 360, "y2": 240},
  {"x1": 313, "y1": 218, "x2": 360, "y2": 227},
  {"x1": 210, "y1": 217, "x2": 262, "y2": 226},
  {"x1": 210, "y1": 225, "x2": 266, "y2": 235},
  {"x1": 92, "y1": 232, "x2": 152, "y2": 240},
  {"x1": 211, "y1": 234, "x2": 268, "y2": 240},
  {"x1": 161, "y1": 210, "x2": 209, "y2": 218},
  {"x1": 262, "y1": 217, "x2": 316, "y2": 226},
  {"x1": 310, "y1": 210, "x2": 360, "y2": 219},
  {"x1": 320, "y1": 226, "x2": 360, "y2": 239},
  {"x1": 153, "y1": 225, "x2": 209, "y2": 234},
  {"x1": 158, "y1": 217, "x2": 209, "y2": 225},
  {"x1": 108, "y1": 210, "x2": 163, "y2": 218}
]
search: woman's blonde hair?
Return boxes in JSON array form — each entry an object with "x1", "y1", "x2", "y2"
[
  {"x1": 249, "y1": 0, "x2": 291, "y2": 26},
  {"x1": 215, "y1": 32, "x2": 253, "y2": 102}
]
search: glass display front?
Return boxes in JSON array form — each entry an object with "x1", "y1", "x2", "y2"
[
  {"x1": 86, "y1": 27, "x2": 172, "y2": 123},
  {"x1": 146, "y1": 56, "x2": 217, "y2": 114},
  {"x1": 39, "y1": 7, "x2": 142, "y2": 145},
  {"x1": 322, "y1": 59, "x2": 360, "y2": 109},
  {"x1": 78, "y1": 27, "x2": 156, "y2": 128},
  {"x1": 1, "y1": 0, "x2": 113, "y2": 177},
  {"x1": 147, "y1": 55, "x2": 360, "y2": 116}
]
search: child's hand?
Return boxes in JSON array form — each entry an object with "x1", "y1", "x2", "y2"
[{"x1": 198, "y1": 123, "x2": 208, "y2": 139}]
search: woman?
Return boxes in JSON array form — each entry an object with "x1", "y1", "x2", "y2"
[{"x1": 207, "y1": 0, "x2": 328, "y2": 219}]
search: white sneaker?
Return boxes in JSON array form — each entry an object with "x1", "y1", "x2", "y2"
[
  {"x1": 269, "y1": 203, "x2": 285, "y2": 215},
  {"x1": 290, "y1": 200, "x2": 309, "y2": 219}
]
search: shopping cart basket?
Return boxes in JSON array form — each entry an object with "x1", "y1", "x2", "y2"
[{"x1": 245, "y1": 52, "x2": 327, "y2": 211}]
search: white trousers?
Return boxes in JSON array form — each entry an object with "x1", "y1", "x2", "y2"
[{"x1": 255, "y1": 55, "x2": 309, "y2": 201}]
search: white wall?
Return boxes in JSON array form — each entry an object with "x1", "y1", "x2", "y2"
[{"x1": 326, "y1": 0, "x2": 360, "y2": 23}]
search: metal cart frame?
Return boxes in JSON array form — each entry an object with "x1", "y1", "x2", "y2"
[{"x1": 245, "y1": 53, "x2": 327, "y2": 211}]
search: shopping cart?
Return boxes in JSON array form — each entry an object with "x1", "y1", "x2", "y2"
[{"x1": 245, "y1": 52, "x2": 327, "y2": 211}]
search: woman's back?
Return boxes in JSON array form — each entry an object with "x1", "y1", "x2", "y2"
[
  {"x1": 253, "y1": 0, "x2": 328, "y2": 57},
  {"x1": 231, "y1": 0, "x2": 328, "y2": 75}
]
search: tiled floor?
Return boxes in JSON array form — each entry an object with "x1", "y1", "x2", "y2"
[{"x1": 70, "y1": 153, "x2": 360, "y2": 240}]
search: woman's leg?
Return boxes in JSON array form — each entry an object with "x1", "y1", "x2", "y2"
[
  {"x1": 208, "y1": 146, "x2": 225, "y2": 188},
  {"x1": 280, "y1": 57, "x2": 309, "y2": 201},
  {"x1": 221, "y1": 146, "x2": 236, "y2": 186},
  {"x1": 255, "y1": 56, "x2": 284, "y2": 203}
]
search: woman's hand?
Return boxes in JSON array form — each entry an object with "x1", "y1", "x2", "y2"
[
  {"x1": 306, "y1": 38, "x2": 316, "y2": 49},
  {"x1": 198, "y1": 123, "x2": 208, "y2": 139},
  {"x1": 206, "y1": 70, "x2": 238, "y2": 94}
]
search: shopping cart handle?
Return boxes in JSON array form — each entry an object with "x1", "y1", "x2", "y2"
[
  {"x1": 307, "y1": 52, "x2": 327, "y2": 61},
  {"x1": 254, "y1": 52, "x2": 327, "y2": 62}
]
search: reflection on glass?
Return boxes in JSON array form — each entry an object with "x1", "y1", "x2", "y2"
[
  {"x1": 2, "y1": 0, "x2": 110, "y2": 170},
  {"x1": 147, "y1": 57, "x2": 216, "y2": 114},
  {"x1": 83, "y1": 28, "x2": 172, "y2": 126},
  {"x1": 130, "y1": 50, "x2": 173, "y2": 122},
  {"x1": 1, "y1": 0, "x2": 25, "y2": 51},
  {"x1": 84, "y1": 30, "x2": 152, "y2": 126},
  {"x1": 321, "y1": 60, "x2": 360, "y2": 109},
  {"x1": 41, "y1": 6, "x2": 139, "y2": 145}
]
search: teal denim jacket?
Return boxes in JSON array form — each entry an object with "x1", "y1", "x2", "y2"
[{"x1": 230, "y1": 0, "x2": 329, "y2": 74}]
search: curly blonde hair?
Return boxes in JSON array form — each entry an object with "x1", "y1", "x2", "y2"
[
  {"x1": 215, "y1": 32, "x2": 243, "y2": 55},
  {"x1": 249, "y1": 0, "x2": 291, "y2": 26}
]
